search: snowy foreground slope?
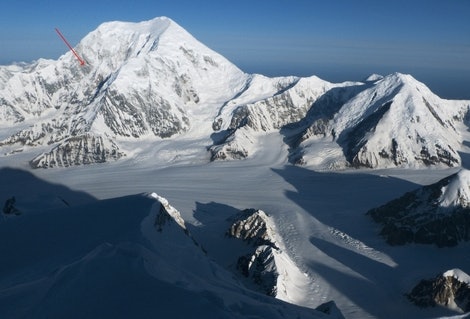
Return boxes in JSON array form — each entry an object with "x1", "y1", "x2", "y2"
[
  {"x1": 3, "y1": 154, "x2": 470, "y2": 319},
  {"x1": 2, "y1": 16, "x2": 470, "y2": 319},
  {"x1": 0, "y1": 173, "x2": 341, "y2": 319}
]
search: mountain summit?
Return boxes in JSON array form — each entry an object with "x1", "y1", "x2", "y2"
[
  {"x1": 0, "y1": 17, "x2": 249, "y2": 167},
  {"x1": 0, "y1": 17, "x2": 469, "y2": 169},
  {"x1": 289, "y1": 73, "x2": 468, "y2": 168}
]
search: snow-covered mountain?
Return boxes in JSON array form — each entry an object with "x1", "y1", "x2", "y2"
[
  {"x1": 0, "y1": 17, "x2": 248, "y2": 167},
  {"x1": 209, "y1": 75, "x2": 336, "y2": 160},
  {"x1": 288, "y1": 73, "x2": 469, "y2": 168},
  {"x1": 1, "y1": 17, "x2": 469, "y2": 169},
  {"x1": 408, "y1": 269, "x2": 470, "y2": 312},
  {"x1": 367, "y1": 169, "x2": 470, "y2": 247}
]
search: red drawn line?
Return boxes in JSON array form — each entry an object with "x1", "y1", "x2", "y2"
[{"x1": 55, "y1": 28, "x2": 85, "y2": 66}]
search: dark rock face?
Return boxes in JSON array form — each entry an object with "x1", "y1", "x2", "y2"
[
  {"x1": 375, "y1": 210, "x2": 470, "y2": 247},
  {"x1": 29, "y1": 134, "x2": 125, "y2": 168},
  {"x1": 228, "y1": 208, "x2": 277, "y2": 248},
  {"x1": 343, "y1": 101, "x2": 393, "y2": 167},
  {"x1": 227, "y1": 209, "x2": 280, "y2": 296},
  {"x1": 367, "y1": 171, "x2": 470, "y2": 247},
  {"x1": 315, "y1": 301, "x2": 346, "y2": 319},
  {"x1": 3, "y1": 196, "x2": 20, "y2": 215},
  {"x1": 408, "y1": 272, "x2": 470, "y2": 312},
  {"x1": 237, "y1": 245, "x2": 278, "y2": 296}
]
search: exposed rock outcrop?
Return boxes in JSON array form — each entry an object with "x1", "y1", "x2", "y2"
[
  {"x1": 2, "y1": 196, "x2": 20, "y2": 215},
  {"x1": 227, "y1": 209, "x2": 284, "y2": 297},
  {"x1": 367, "y1": 169, "x2": 470, "y2": 247},
  {"x1": 29, "y1": 134, "x2": 124, "y2": 168},
  {"x1": 228, "y1": 208, "x2": 278, "y2": 248},
  {"x1": 408, "y1": 269, "x2": 470, "y2": 312}
]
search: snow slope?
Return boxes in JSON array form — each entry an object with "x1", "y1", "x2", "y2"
[{"x1": 0, "y1": 189, "x2": 339, "y2": 319}]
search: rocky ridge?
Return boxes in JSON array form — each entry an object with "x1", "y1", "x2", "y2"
[
  {"x1": 227, "y1": 209, "x2": 302, "y2": 300},
  {"x1": 408, "y1": 269, "x2": 470, "y2": 312},
  {"x1": 367, "y1": 169, "x2": 470, "y2": 247}
]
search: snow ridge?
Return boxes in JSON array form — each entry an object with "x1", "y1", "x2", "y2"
[
  {"x1": 444, "y1": 269, "x2": 470, "y2": 285},
  {"x1": 148, "y1": 192, "x2": 187, "y2": 231}
]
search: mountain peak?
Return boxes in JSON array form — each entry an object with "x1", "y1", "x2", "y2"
[
  {"x1": 364, "y1": 73, "x2": 384, "y2": 82},
  {"x1": 96, "y1": 16, "x2": 174, "y2": 33},
  {"x1": 443, "y1": 268, "x2": 470, "y2": 284},
  {"x1": 76, "y1": 16, "x2": 178, "y2": 66},
  {"x1": 408, "y1": 268, "x2": 470, "y2": 312}
]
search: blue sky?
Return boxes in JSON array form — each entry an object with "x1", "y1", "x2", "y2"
[{"x1": 1, "y1": 0, "x2": 469, "y2": 98}]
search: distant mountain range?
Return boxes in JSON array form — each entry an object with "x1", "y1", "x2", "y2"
[{"x1": 0, "y1": 17, "x2": 468, "y2": 169}]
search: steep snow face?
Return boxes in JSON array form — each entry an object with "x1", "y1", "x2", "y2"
[
  {"x1": 294, "y1": 73, "x2": 469, "y2": 169},
  {"x1": 439, "y1": 170, "x2": 470, "y2": 209},
  {"x1": 368, "y1": 169, "x2": 470, "y2": 247}
]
